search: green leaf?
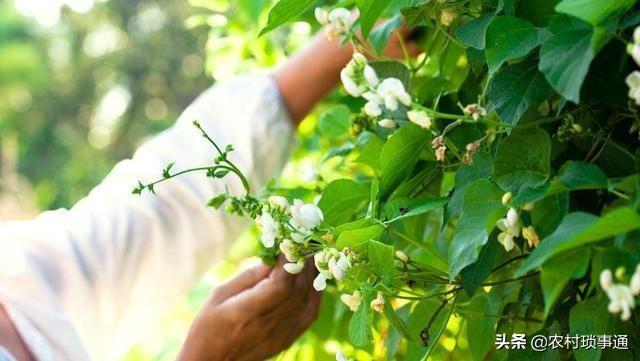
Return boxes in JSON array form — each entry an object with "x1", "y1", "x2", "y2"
[
  {"x1": 401, "y1": 5, "x2": 434, "y2": 26},
  {"x1": 531, "y1": 193, "x2": 569, "y2": 238},
  {"x1": 557, "y1": 161, "x2": 608, "y2": 189},
  {"x1": 349, "y1": 291, "x2": 374, "y2": 347},
  {"x1": 370, "y1": 15, "x2": 403, "y2": 54},
  {"x1": 467, "y1": 291, "x2": 502, "y2": 360},
  {"x1": 540, "y1": 249, "x2": 590, "y2": 316},
  {"x1": 538, "y1": 19, "x2": 594, "y2": 103},
  {"x1": 318, "y1": 179, "x2": 370, "y2": 226},
  {"x1": 455, "y1": 13, "x2": 495, "y2": 49},
  {"x1": 207, "y1": 194, "x2": 228, "y2": 209},
  {"x1": 555, "y1": 0, "x2": 635, "y2": 26},
  {"x1": 485, "y1": 16, "x2": 550, "y2": 73},
  {"x1": 356, "y1": 132, "x2": 385, "y2": 171},
  {"x1": 369, "y1": 240, "x2": 395, "y2": 283},
  {"x1": 489, "y1": 58, "x2": 553, "y2": 126},
  {"x1": 369, "y1": 61, "x2": 411, "y2": 90},
  {"x1": 406, "y1": 299, "x2": 455, "y2": 360},
  {"x1": 493, "y1": 128, "x2": 551, "y2": 192},
  {"x1": 460, "y1": 238, "x2": 500, "y2": 296},
  {"x1": 379, "y1": 123, "x2": 430, "y2": 197},
  {"x1": 356, "y1": 0, "x2": 390, "y2": 39},
  {"x1": 448, "y1": 179, "x2": 504, "y2": 279},
  {"x1": 516, "y1": 208, "x2": 640, "y2": 276},
  {"x1": 444, "y1": 152, "x2": 494, "y2": 224},
  {"x1": 570, "y1": 297, "x2": 615, "y2": 361},
  {"x1": 337, "y1": 224, "x2": 384, "y2": 249},
  {"x1": 384, "y1": 197, "x2": 448, "y2": 222},
  {"x1": 259, "y1": 0, "x2": 315, "y2": 36},
  {"x1": 318, "y1": 105, "x2": 350, "y2": 138}
]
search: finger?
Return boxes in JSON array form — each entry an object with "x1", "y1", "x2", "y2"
[
  {"x1": 227, "y1": 257, "x2": 297, "y2": 315},
  {"x1": 211, "y1": 262, "x2": 271, "y2": 303}
]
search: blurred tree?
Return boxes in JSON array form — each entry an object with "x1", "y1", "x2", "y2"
[{"x1": 0, "y1": 0, "x2": 210, "y2": 210}]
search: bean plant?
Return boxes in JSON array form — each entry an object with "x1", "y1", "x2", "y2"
[{"x1": 137, "y1": 0, "x2": 640, "y2": 360}]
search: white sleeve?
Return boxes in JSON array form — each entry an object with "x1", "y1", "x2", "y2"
[{"x1": 0, "y1": 74, "x2": 294, "y2": 361}]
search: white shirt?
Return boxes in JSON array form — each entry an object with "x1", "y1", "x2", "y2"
[{"x1": 0, "y1": 75, "x2": 294, "y2": 361}]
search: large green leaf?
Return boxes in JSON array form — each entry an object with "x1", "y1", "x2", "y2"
[
  {"x1": 555, "y1": 0, "x2": 635, "y2": 25},
  {"x1": 540, "y1": 249, "x2": 590, "y2": 316},
  {"x1": 448, "y1": 179, "x2": 504, "y2": 279},
  {"x1": 259, "y1": 0, "x2": 315, "y2": 36},
  {"x1": 530, "y1": 193, "x2": 569, "y2": 238},
  {"x1": 318, "y1": 179, "x2": 370, "y2": 226},
  {"x1": 493, "y1": 128, "x2": 551, "y2": 192},
  {"x1": 370, "y1": 15, "x2": 403, "y2": 54},
  {"x1": 489, "y1": 58, "x2": 553, "y2": 126},
  {"x1": 485, "y1": 16, "x2": 550, "y2": 73},
  {"x1": 455, "y1": 13, "x2": 495, "y2": 49},
  {"x1": 356, "y1": 0, "x2": 390, "y2": 39},
  {"x1": 516, "y1": 208, "x2": 640, "y2": 276},
  {"x1": 538, "y1": 18, "x2": 594, "y2": 103},
  {"x1": 406, "y1": 299, "x2": 455, "y2": 360},
  {"x1": 569, "y1": 297, "x2": 615, "y2": 361},
  {"x1": 379, "y1": 123, "x2": 430, "y2": 197},
  {"x1": 467, "y1": 291, "x2": 502, "y2": 360},
  {"x1": 369, "y1": 240, "x2": 395, "y2": 283}
]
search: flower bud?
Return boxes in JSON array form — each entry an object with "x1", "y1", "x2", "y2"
[
  {"x1": 407, "y1": 110, "x2": 431, "y2": 129},
  {"x1": 435, "y1": 145, "x2": 447, "y2": 162},
  {"x1": 501, "y1": 192, "x2": 513, "y2": 206},
  {"x1": 352, "y1": 52, "x2": 368, "y2": 67},
  {"x1": 634, "y1": 25, "x2": 640, "y2": 45},
  {"x1": 340, "y1": 69, "x2": 365, "y2": 97},
  {"x1": 268, "y1": 195, "x2": 289, "y2": 212},
  {"x1": 600, "y1": 269, "x2": 613, "y2": 291},
  {"x1": 314, "y1": 8, "x2": 329, "y2": 25},
  {"x1": 395, "y1": 250, "x2": 409, "y2": 263},
  {"x1": 522, "y1": 202, "x2": 535, "y2": 212},
  {"x1": 370, "y1": 292, "x2": 385, "y2": 313},
  {"x1": 506, "y1": 208, "x2": 519, "y2": 229},
  {"x1": 364, "y1": 101, "x2": 382, "y2": 117},
  {"x1": 522, "y1": 226, "x2": 540, "y2": 248},
  {"x1": 378, "y1": 118, "x2": 397, "y2": 129},
  {"x1": 615, "y1": 266, "x2": 626, "y2": 280},
  {"x1": 283, "y1": 261, "x2": 305, "y2": 274},
  {"x1": 363, "y1": 65, "x2": 379, "y2": 87}
]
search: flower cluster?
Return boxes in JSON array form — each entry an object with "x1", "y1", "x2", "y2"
[
  {"x1": 314, "y1": 248, "x2": 353, "y2": 291},
  {"x1": 600, "y1": 265, "x2": 640, "y2": 321},
  {"x1": 338, "y1": 53, "x2": 433, "y2": 131},
  {"x1": 315, "y1": 8, "x2": 355, "y2": 40},
  {"x1": 256, "y1": 196, "x2": 324, "y2": 274},
  {"x1": 494, "y1": 194, "x2": 539, "y2": 252}
]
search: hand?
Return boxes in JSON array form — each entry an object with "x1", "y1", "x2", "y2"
[{"x1": 176, "y1": 258, "x2": 321, "y2": 361}]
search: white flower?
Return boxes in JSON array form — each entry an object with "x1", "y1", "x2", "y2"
[
  {"x1": 407, "y1": 110, "x2": 431, "y2": 129},
  {"x1": 340, "y1": 291, "x2": 362, "y2": 312},
  {"x1": 631, "y1": 44, "x2": 640, "y2": 67},
  {"x1": 496, "y1": 208, "x2": 520, "y2": 252},
  {"x1": 314, "y1": 8, "x2": 329, "y2": 24},
  {"x1": 291, "y1": 199, "x2": 324, "y2": 231},
  {"x1": 631, "y1": 265, "x2": 640, "y2": 295},
  {"x1": 283, "y1": 261, "x2": 305, "y2": 275},
  {"x1": 258, "y1": 212, "x2": 279, "y2": 248},
  {"x1": 626, "y1": 71, "x2": 640, "y2": 105},
  {"x1": 378, "y1": 118, "x2": 397, "y2": 129},
  {"x1": 313, "y1": 272, "x2": 328, "y2": 291},
  {"x1": 329, "y1": 252, "x2": 351, "y2": 281},
  {"x1": 279, "y1": 238, "x2": 297, "y2": 262},
  {"x1": 364, "y1": 101, "x2": 382, "y2": 117},
  {"x1": 501, "y1": 192, "x2": 513, "y2": 206},
  {"x1": 376, "y1": 78, "x2": 412, "y2": 111},
  {"x1": 341, "y1": 68, "x2": 366, "y2": 97},
  {"x1": 336, "y1": 350, "x2": 348, "y2": 361},
  {"x1": 363, "y1": 65, "x2": 379, "y2": 87},
  {"x1": 290, "y1": 230, "x2": 308, "y2": 244},
  {"x1": 268, "y1": 195, "x2": 289, "y2": 212},
  {"x1": 370, "y1": 292, "x2": 385, "y2": 313},
  {"x1": 600, "y1": 269, "x2": 614, "y2": 291},
  {"x1": 352, "y1": 52, "x2": 368, "y2": 67},
  {"x1": 606, "y1": 284, "x2": 635, "y2": 321}
]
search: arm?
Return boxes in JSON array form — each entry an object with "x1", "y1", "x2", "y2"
[{"x1": 0, "y1": 306, "x2": 34, "y2": 361}]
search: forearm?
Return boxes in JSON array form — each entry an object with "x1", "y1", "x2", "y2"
[{"x1": 274, "y1": 33, "x2": 352, "y2": 124}]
